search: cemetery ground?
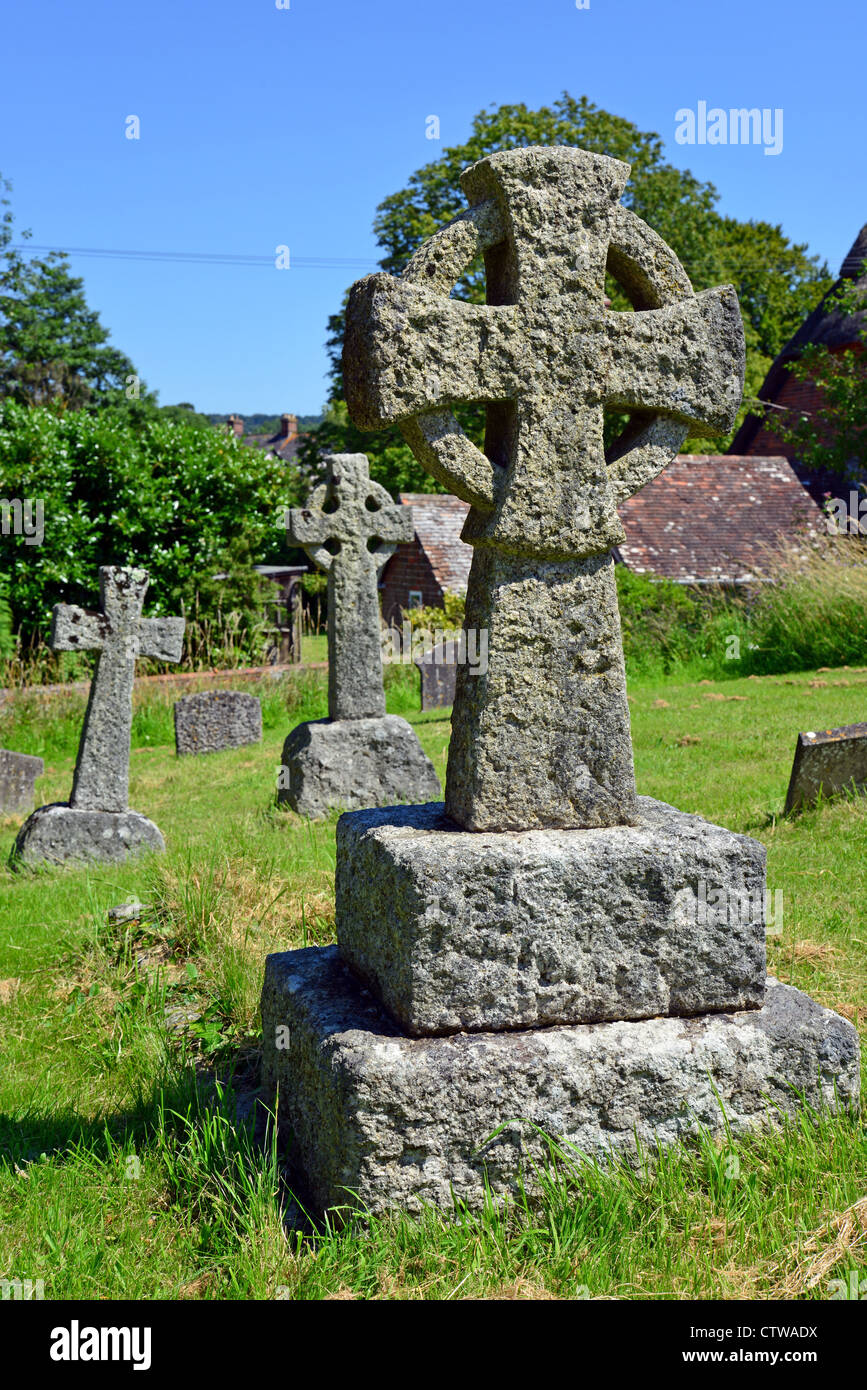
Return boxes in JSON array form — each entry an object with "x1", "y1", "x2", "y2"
[{"x1": 0, "y1": 664, "x2": 865, "y2": 1301}]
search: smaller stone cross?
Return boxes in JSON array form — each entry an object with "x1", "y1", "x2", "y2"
[
  {"x1": 287, "y1": 455, "x2": 413, "y2": 720},
  {"x1": 52, "y1": 567, "x2": 184, "y2": 812}
]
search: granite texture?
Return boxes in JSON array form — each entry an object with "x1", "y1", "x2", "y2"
[
  {"x1": 13, "y1": 803, "x2": 166, "y2": 866},
  {"x1": 52, "y1": 566, "x2": 184, "y2": 813},
  {"x1": 784, "y1": 722, "x2": 867, "y2": 814},
  {"x1": 336, "y1": 797, "x2": 767, "y2": 1034},
  {"x1": 174, "y1": 690, "x2": 262, "y2": 756},
  {"x1": 287, "y1": 455, "x2": 413, "y2": 721},
  {"x1": 261, "y1": 946, "x2": 860, "y2": 1219},
  {"x1": 446, "y1": 547, "x2": 637, "y2": 829},
  {"x1": 0, "y1": 749, "x2": 44, "y2": 815},
  {"x1": 343, "y1": 145, "x2": 745, "y2": 831},
  {"x1": 13, "y1": 566, "x2": 183, "y2": 866},
  {"x1": 278, "y1": 715, "x2": 441, "y2": 819}
]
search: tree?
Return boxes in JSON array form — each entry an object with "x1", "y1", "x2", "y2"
[
  {"x1": 777, "y1": 281, "x2": 867, "y2": 481},
  {"x1": 0, "y1": 172, "x2": 144, "y2": 410},
  {"x1": 301, "y1": 94, "x2": 832, "y2": 488},
  {"x1": 0, "y1": 400, "x2": 306, "y2": 651}
]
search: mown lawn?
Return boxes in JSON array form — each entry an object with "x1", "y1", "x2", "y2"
[{"x1": 0, "y1": 662, "x2": 865, "y2": 1300}]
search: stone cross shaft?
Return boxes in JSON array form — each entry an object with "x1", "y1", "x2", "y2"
[
  {"x1": 344, "y1": 146, "x2": 745, "y2": 831},
  {"x1": 52, "y1": 567, "x2": 184, "y2": 812},
  {"x1": 287, "y1": 455, "x2": 413, "y2": 720}
]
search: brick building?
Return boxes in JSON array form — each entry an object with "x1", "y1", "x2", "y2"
[
  {"x1": 226, "y1": 413, "x2": 304, "y2": 464},
  {"x1": 379, "y1": 455, "x2": 822, "y2": 618},
  {"x1": 379, "y1": 493, "x2": 473, "y2": 624},
  {"x1": 730, "y1": 223, "x2": 866, "y2": 507}
]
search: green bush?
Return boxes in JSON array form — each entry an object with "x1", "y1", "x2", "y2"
[
  {"x1": 0, "y1": 401, "x2": 302, "y2": 656},
  {"x1": 615, "y1": 566, "x2": 715, "y2": 674}
]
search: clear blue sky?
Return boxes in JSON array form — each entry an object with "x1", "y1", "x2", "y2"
[{"x1": 2, "y1": 0, "x2": 863, "y2": 416}]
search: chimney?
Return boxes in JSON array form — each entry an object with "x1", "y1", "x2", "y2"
[
  {"x1": 227, "y1": 414, "x2": 244, "y2": 437},
  {"x1": 280, "y1": 413, "x2": 298, "y2": 440}
]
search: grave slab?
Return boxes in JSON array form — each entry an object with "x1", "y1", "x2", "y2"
[
  {"x1": 337, "y1": 798, "x2": 767, "y2": 1034},
  {"x1": 784, "y1": 722, "x2": 867, "y2": 813},
  {"x1": 279, "y1": 716, "x2": 440, "y2": 819},
  {"x1": 414, "y1": 641, "x2": 459, "y2": 711},
  {"x1": 261, "y1": 946, "x2": 859, "y2": 1220},
  {"x1": 174, "y1": 690, "x2": 262, "y2": 756},
  {"x1": 0, "y1": 749, "x2": 44, "y2": 815}
]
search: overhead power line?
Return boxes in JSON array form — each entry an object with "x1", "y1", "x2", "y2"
[{"x1": 8, "y1": 243, "x2": 378, "y2": 271}]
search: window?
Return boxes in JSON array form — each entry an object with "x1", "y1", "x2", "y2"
[{"x1": 408, "y1": 590, "x2": 424, "y2": 609}]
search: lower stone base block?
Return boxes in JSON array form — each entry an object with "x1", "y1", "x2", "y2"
[
  {"x1": 261, "y1": 946, "x2": 860, "y2": 1219},
  {"x1": 278, "y1": 715, "x2": 441, "y2": 819},
  {"x1": 13, "y1": 802, "x2": 166, "y2": 866}
]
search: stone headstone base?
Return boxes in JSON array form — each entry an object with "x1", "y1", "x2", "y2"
[
  {"x1": 261, "y1": 945, "x2": 860, "y2": 1220},
  {"x1": 13, "y1": 802, "x2": 166, "y2": 866},
  {"x1": 337, "y1": 798, "x2": 767, "y2": 1034},
  {"x1": 278, "y1": 715, "x2": 441, "y2": 818}
]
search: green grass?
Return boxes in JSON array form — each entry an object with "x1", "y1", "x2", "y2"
[{"x1": 0, "y1": 663, "x2": 864, "y2": 1299}]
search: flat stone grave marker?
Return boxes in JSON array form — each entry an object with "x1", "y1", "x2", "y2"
[
  {"x1": 174, "y1": 690, "x2": 262, "y2": 756},
  {"x1": 279, "y1": 454, "x2": 440, "y2": 816},
  {"x1": 0, "y1": 749, "x2": 44, "y2": 815},
  {"x1": 784, "y1": 721, "x2": 867, "y2": 813},
  {"x1": 414, "y1": 639, "x2": 459, "y2": 710},
  {"x1": 262, "y1": 146, "x2": 860, "y2": 1218},
  {"x1": 14, "y1": 566, "x2": 184, "y2": 865}
]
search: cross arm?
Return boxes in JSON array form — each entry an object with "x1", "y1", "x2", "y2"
[
  {"x1": 603, "y1": 286, "x2": 745, "y2": 434},
  {"x1": 51, "y1": 604, "x2": 107, "y2": 652},
  {"x1": 345, "y1": 273, "x2": 518, "y2": 428},
  {"x1": 287, "y1": 506, "x2": 334, "y2": 548},
  {"x1": 138, "y1": 617, "x2": 185, "y2": 663}
]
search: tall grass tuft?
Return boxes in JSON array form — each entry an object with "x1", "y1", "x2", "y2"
[{"x1": 742, "y1": 537, "x2": 867, "y2": 675}]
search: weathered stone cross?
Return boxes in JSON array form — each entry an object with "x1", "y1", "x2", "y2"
[
  {"x1": 53, "y1": 566, "x2": 184, "y2": 812},
  {"x1": 287, "y1": 454, "x2": 413, "y2": 720},
  {"x1": 345, "y1": 145, "x2": 744, "y2": 832}
]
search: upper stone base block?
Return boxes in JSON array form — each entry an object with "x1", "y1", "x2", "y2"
[
  {"x1": 337, "y1": 797, "x2": 767, "y2": 1034},
  {"x1": 279, "y1": 715, "x2": 441, "y2": 820},
  {"x1": 13, "y1": 802, "x2": 166, "y2": 866}
]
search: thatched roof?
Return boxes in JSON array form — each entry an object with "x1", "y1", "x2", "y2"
[{"x1": 778, "y1": 223, "x2": 867, "y2": 360}]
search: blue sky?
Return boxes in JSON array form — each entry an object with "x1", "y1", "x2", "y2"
[{"x1": 2, "y1": 0, "x2": 863, "y2": 416}]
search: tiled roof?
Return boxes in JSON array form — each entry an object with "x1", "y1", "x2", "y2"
[
  {"x1": 400, "y1": 456, "x2": 822, "y2": 587},
  {"x1": 616, "y1": 455, "x2": 823, "y2": 583},
  {"x1": 399, "y1": 493, "x2": 474, "y2": 593}
]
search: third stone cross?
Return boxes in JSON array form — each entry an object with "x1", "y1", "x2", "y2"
[
  {"x1": 286, "y1": 454, "x2": 413, "y2": 721},
  {"x1": 344, "y1": 145, "x2": 745, "y2": 831}
]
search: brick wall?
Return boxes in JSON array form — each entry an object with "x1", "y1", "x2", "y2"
[
  {"x1": 379, "y1": 540, "x2": 443, "y2": 625},
  {"x1": 745, "y1": 374, "x2": 830, "y2": 458}
]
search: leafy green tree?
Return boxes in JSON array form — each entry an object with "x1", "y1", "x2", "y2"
[
  {"x1": 0, "y1": 401, "x2": 305, "y2": 649},
  {"x1": 777, "y1": 281, "x2": 867, "y2": 479},
  {"x1": 0, "y1": 172, "x2": 144, "y2": 410},
  {"x1": 301, "y1": 94, "x2": 831, "y2": 487}
]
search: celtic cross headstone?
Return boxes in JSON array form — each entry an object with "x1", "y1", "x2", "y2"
[
  {"x1": 278, "y1": 454, "x2": 441, "y2": 816},
  {"x1": 287, "y1": 454, "x2": 412, "y2": 720},
  {"x1": 261, "y1": 147, "x2": 859, "y2": 1219},
  {"x1": 345, "y1": 145, "x2": 743, "y2": 830}
]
